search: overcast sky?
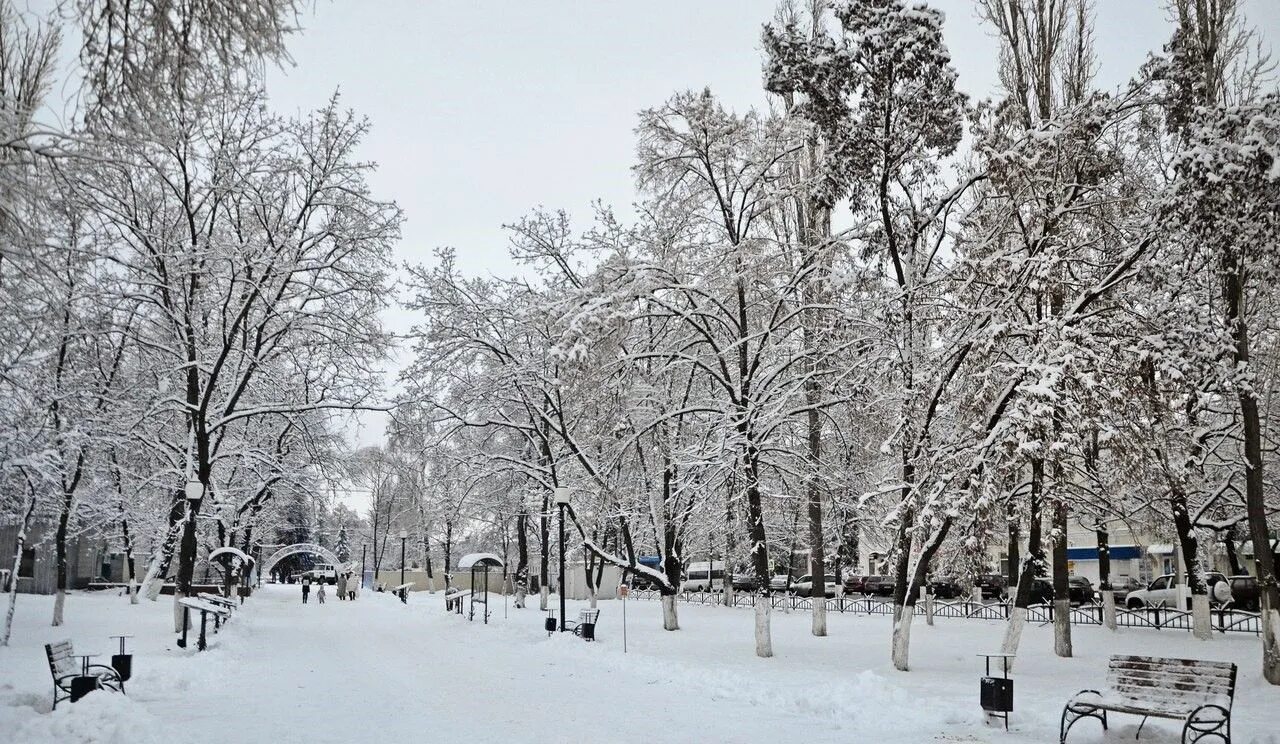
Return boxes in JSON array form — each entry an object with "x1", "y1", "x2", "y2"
[{"x1": 253, "y1": 0, "x2": 1278, "y2": 450}]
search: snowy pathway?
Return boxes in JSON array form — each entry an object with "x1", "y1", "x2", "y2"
[{"x1": 3, "y1": 586, "x2": 1279, "y2": 743}]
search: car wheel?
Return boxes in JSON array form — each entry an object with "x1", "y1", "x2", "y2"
[{"x1": 1127, "y1": 598, "x2": 1144, "y2": 610}]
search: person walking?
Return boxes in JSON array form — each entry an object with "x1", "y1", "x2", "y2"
[
  {"x1": 336, "y1": 572, "x2": 347, "y2": 601},
  {"x1": 317, "y1": 582, "x2": 327, "y2": 604},
  {"x1": 302, "y1": 575, "x2": 311, "y2": 604},
  {"x1": 348, "y1": 575, "x2": 358, "y2": 601}
]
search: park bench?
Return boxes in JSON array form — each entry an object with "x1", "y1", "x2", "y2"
[
  {"x1": 177, "y1": 596, "x2": 232, "y2": 651},
  {"x1": 566, "y1": 609, "x2": 601, "y2": 641},
  {"x1": 197, "y1": 592, "x2": 238, "y2": 620},
  {"x1": 45, "y1": 639, "x2": 122, "y2": 709},
  {"x1": 1059, "y1": 655, "x2": 1236, "y2": 744},
  {"x1": 444, "y1": 588, "x2": 467, "y2": 614}
]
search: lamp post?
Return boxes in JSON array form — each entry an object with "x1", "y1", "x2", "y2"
[
  {"x1": 360, "y1": 543, "x2": 367, "y2": 590},
  {"x1": 555, "y1": 487, "x2": 569, "y2": 632},
  {"x1": 399, "y1": 530, "x2": 408, "y2": 603}
]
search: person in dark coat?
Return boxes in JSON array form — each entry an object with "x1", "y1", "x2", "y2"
[
  {"x1": 302, "y1": 576, "x2": 311, "y2": 603},
  {"x1": 336, "y1": 572, "x2": 347, "y2": 601}
]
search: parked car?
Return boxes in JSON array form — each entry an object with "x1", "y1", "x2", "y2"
[
  {"x1": 626, "y1": 572, "x2": 659, "y2": 591},
  {"x1": 927, "y1": 578, "x2": 963, "y2": 599},
  {"x1": 1124, "y1": 572, "x2": 1227, "y2": 609},
  {"x1": 1024, "y1": 578, "x2": 1054, "y2": 604},
  {"x1": 842, "y1": 574, "x2": 869, "y2": 595},
  {"x1": 1067, "y1": 575, "x2": 1096, "y2": 605},
  {"x1": 792, "y1": 574, "x2": 839, "y2": 598},
  {"x1": 974, "y1": 573, "x2": 1007, "y2": 599},
  {"x1": 769, "y1": 574, "x2": 792, "y2": 593},
  {"x1": 865, "y1": 575, "x2": 895, "y2": 597},
  {"x1": 1227, "y1": 575, "x2": 1259, "y2": 611},
  {"x1": 1107, "y1": 576, "x2": 1144, "y2": 602},
  {"x1": 731, "y1": 574, "x2": 759, "y2": 592}
]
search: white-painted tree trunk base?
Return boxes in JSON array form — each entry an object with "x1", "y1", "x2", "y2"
[
  {"x1": 1000, "y1": 606, "x2": 1027, "y2": 671},
  {"x1": 52, "y1": 590, "x2": 65, "y2": 627},
  {"x1": 1054, "y1": 599, "x2": 1072, "y2": 657},
  {"x1": 892, "y1": 604, "x2": 914, "y2": 671},
  {"x1": 514, "y1": 588, "x2": 526, "y2": 609},
  {"x1": 754, "y1": 600, "x2": 773, "y2": 658},
  {"x1": 661, "y1": 594, "x2": 680, "y2": 631},
  {"x1": 1262, "y1": 606, "x2": 1280, "y2": 685},
  {"x1": 539, "y1": 586, "x2": 548, "y2": 612},
  {"x1": 812, "y1": 596, "x2": 827, "y2": 636},
  {"x1": 1192, "y1": 594, "x2": 1212, "y2": 640},
  {"x1": 925, "y1": 592, "x2": 935, "y2": 626},
  {"x1": 1102, "y1": 590, "x2": 1116, "y2": 630},
  {"x1": 1, "y1": 584, "x2": 18, "y2": 646},
  {"x1": 173, "y1": 594, "x2": 188, "y2": 632}
]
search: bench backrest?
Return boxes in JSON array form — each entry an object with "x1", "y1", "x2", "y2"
[
  {"x1": 45, "y1": 640, "x2": 76, "y2": 678},
  {"x1": 1105, "y1": 655, "x2": 1236, "y2": 710}
]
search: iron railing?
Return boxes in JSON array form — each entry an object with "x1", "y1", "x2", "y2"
[{"x1": 625, "y1": 589, "x2": 1263, "y2": 635}]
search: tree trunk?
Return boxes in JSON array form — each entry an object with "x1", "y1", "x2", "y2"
[
  {"x1": 1222, "y1": 525, "x2": 1244, "y2": 576},
  {"x1": 2, "y1": 483, "x2": 38, "y2": 646},
  {"x1": 1051, "y1": 495, "x2": 1072, "y2": 657},
  {"x1": 52, "y1": 485, "x2": 73, "y2": 627},
  {"x1": 1172, "y1": 485, "x2": 1211, "y2": 640},
  {"x1": 1228, "y1": 263, "x2": 1280, "y2": 682},
  {"x1": 514, "y1": 511, "x2": 528, "y2": 609},
  {"x1": 539, "y1": 492, "x2": 550, "y2": 611},
  {"x1": 1006, "y1": 502, "x2": 1020, "y2": 589},
  {"x1": 443, "y1": 520, "x2": 454, "y2": 593},
  {"x1": 661, "y1": 594, "x2": 680, "y2": 630},
  {"x1": 1001, "y1": 459, "x2": 1043, "y2": 664},
  {"x1": 143, "y1": 494, "x2": 184, "y2": 601},
  {"x1": 1098, "y1": 527, "x2": 1115, "y2": 630}
]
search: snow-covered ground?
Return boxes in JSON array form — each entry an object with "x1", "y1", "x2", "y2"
[{"x1": 1, "y1": 586, "x2": 1277, "y2": 743}]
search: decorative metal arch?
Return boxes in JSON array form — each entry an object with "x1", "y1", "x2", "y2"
[{"x1": 260, "y1": 543, "x2": 342, "y2": 576}]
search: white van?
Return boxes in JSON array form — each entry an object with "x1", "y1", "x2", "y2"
[
  {"x1": 303, "y1": 563, "x2": 337, "y2": 584},
  {"x1": 682, "y1": 561, "x2": 726, "y2": 592}
]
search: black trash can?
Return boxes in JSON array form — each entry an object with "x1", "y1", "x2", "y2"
[
  {"x1": 111, "y1": 654, "x2": 132, "y2": 682},
  {"x1": 70, "y1": 676, "x2": 98, "y2": 703}
]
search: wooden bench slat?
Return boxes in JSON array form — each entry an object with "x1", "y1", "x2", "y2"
[{"x1": 1108, "y1": 674, "x2": 1233, "y2": 696}]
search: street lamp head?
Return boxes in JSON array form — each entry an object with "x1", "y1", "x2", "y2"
[
  {"x1": 554, "y1": 487, "x2": 570, "y2": 506},
  {"x1": 185, "y1": 480, "x2": 204, "y2": 501},
  {"x1": 399, "y1": 530, "x2": 408, "y2": 540}
]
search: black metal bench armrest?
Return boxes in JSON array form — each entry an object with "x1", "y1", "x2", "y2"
[
  {"x1": 1186, "y1": 703, "x2": 1231, "y2": 721},
  {"x1": 86, "y1": 664, "x2": 122, "y2": 680}
]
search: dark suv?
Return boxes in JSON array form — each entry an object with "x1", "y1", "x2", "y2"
[
  {"x1": 928, "y1": 577, "x2": 963, "y2": 599},
  {"x1": 1067, "y1": 575, "x2": 1096, "y2": 605},
  {"x1": 1228, "y1": 575, "x2": 1259, "y2": 611},
  {"x1": 974, "y1": 573, "x2": 1007, "y2": 599}
]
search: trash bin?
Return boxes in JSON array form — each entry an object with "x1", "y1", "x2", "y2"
[
  {"x1": 978, "y1": 653, "x2": 1014, "y2": 730},
  {"x1": 544, "y1": 610, "x2": 557, "y2": 634}
]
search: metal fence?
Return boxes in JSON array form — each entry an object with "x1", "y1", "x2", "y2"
[{"x1": 626, "y1": 589, "x2": 1263, "y2": 635}]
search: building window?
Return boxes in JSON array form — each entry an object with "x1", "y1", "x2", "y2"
[{"x1": 19, "y1": 547, "x2": 36, "y2": 577}]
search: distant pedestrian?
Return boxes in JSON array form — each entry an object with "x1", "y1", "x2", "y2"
[
  {"x1": 348, "y1": 576, "x2": 358, "y2": 601},
  {"x1": 302, "y1": 576, "x2": 311, "y2": 604},
  {"x1": 337, "y1": 573, "x2": 347, "y2": 600},
  {"x1": 317, "y1": 582, "x2": 326, "y2": 604}
]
